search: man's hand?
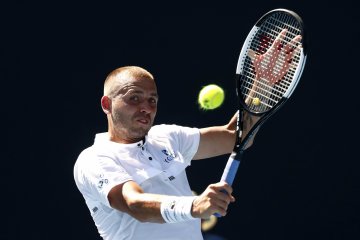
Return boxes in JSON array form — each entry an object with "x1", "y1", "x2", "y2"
[
  {"x1": 241, "y1": 111, "x2": 260, "y2": 149},
  {"x1": 191, "y1": 182, "x2": 235, "y2": 218}
]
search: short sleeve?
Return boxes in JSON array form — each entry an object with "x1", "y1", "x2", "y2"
[
  {"x1": 74, "y1": 148, "x2": 133, "y2": 208},
  {"x1": 175, "y1": 126, "x2": 200, "y2": 162},
  {"x1": 149, "y1": 124, "x2": 200, "y2": 165}
]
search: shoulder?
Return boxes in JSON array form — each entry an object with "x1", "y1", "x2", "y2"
[
  {"x1": 74, "y1": 145, "x2": 116, "y2": 174},
  {"x1": 148, "y1": 124, "x2": 200, "y2": 153},
  {"x1": 74, "y1": 147, "x2": 98, "y2": 175},
  {"x1": 149, "y1": 124, "x2": 199, "y2": 137},
  {"x1": 150, "y1": 124, "x2": 181, "y2": 133}
]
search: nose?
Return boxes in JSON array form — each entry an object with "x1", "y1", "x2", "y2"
[{"x1": 139, "y1": 101, "x2": 155, "y2": 114}]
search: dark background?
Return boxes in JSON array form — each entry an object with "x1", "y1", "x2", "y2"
[{"x1": 5, "y1": 0, "x2": 360, "y2": 239}]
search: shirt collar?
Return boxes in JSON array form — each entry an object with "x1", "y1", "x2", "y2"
[{"x1": 94, "y1": 132, "x2": 147, "y2": 151}]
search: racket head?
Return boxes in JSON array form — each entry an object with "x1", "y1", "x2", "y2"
[{"x1": 236, "y1": 9, "x2": 307, "y2": 115}]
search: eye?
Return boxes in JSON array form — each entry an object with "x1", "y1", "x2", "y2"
[
  {"x1": 130, "y1": 95, "x2": 140, "y2": 102},
  {"x1": 149, "y1": 97, "x2": 158, "y2": 105}
]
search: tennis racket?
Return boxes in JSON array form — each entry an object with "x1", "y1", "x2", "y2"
[{"x1": 216, "y1": 9, "x2": 307, "y2": 217}]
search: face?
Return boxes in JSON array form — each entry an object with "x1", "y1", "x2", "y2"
[{"x1": 106, "y1": 76, "x2": 158, "y2": 143}]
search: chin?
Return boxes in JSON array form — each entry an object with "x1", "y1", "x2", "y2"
[{"x1": 133, "y1": 127, "x2": 151, "y2": 138}]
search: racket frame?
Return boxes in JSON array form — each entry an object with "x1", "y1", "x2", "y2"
[{"x1": 216, "y1": 9, "x2": 307, "y2": 218}]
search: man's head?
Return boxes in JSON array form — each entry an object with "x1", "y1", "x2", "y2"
[{"x1": 101, "y1": 66, "x2": 158, "y2": 143}]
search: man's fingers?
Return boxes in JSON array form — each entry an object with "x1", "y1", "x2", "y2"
[
  {"x1": 193, "y1": 182, "x2": 237, "y2": 218},
  {"x1": 211, "y1": 195, "x2": 230, "y2": 211},
  {"x1": 212, "y1": 182, "x2": 236, "y2": 204},
  {"x1": 219, "y1": 182, "x2": 233, "y2": 196},
  {"x1": 211, "y1": 181, "x2": 233, "y2": 194}
]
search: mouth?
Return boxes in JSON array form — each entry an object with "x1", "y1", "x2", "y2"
[{"x1": 136, "y1": 117, "x2": 151, "y2": 125}]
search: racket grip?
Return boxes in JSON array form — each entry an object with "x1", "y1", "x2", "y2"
[
  {"x1": 220, "y1": 151, "x2": 242, "y2": 185},
  {"x1": 214, "y1": 151, "x2": 242, "y2": 218}
]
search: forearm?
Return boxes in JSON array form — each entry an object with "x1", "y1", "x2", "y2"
[
  {"x1": 108, "y1": 181, "x2": 165, "y2": 223},
  {"x1": 109, "y1": 181, "x2": 196, "y2": 223},
  {"x1": 125, "y1": 192, "x2": 166, "y2": 223},
  {"x1": 193, "y1": 125, "x2": 236, "y2": 160},
  {"x1": 193, "y1": 112, "x2": 240, "y2": 160},
  {"x1": 123, "y1": 183, "x2": 234, "y2": 221},
  {"x1": 108, "y1": 181, "x2": 235, "y2": 223},
  {"x1": 193, "y1": 111, "x2": 260, "y2": 160}
]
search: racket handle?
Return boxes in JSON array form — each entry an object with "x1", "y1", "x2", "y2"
[
  {"x1": 220, "y1": 151, "x2": 242, "y2": 185},
  {"x1": 214, "y1": 151, "x2": 243, "y2": 218}
]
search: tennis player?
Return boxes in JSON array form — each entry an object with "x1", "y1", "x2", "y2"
[{"x1": 73, "y1": 66, "x2": 257, "y2": 240}]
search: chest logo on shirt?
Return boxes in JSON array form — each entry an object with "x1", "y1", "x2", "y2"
[{"x1": 161, "y1": 149, "x2": 175, "y2": 163}]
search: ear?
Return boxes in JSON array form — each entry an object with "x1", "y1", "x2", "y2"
[{"x1": 101, "y1": 96, "x2": 111, "y2": 114}]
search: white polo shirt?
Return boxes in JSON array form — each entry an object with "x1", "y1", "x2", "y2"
[{"x1": 74, "y1": 124, "x2": 203, "y2": 240}]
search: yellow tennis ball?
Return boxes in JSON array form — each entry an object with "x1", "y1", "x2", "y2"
[
  {"x1": 198, "y1": 84, "x2": 225, "y2": 110},
  {"x1": 252, "y1": 97, "x2": 261, "y2": 106}
]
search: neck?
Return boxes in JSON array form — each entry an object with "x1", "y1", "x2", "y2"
[{"x1": 107, "y1": 128, "x2": 145, "y2": 144}]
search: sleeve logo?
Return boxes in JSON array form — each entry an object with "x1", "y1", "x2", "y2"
[{"x1": 97, "y1": 174, "x2": 109, "y2": 189}]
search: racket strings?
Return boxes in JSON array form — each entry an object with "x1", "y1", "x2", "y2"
[{"x1": 240, "y1": 12, "x2": 302, "y2": 113}]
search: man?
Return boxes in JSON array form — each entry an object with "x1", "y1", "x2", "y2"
[
  {"x1": 73, "y1": 66, "x2": 258, "y2": 240},
  {"x1": 73, "y1": 27, "x2": 302, "y2": 239}
]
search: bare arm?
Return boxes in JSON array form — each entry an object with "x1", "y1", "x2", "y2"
[
  {"x1": 193, "y1": 111, "x2": 260, "y2": 160},
  {"x1": 107, "y1": 180, "x2": 235, "y2": 223},
  {"x1": 193, "y1": 113, "x2": 237, "y2": 160},
  {"x1": 108, "y1": 180, "x2": 165, "y2": 223}
]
